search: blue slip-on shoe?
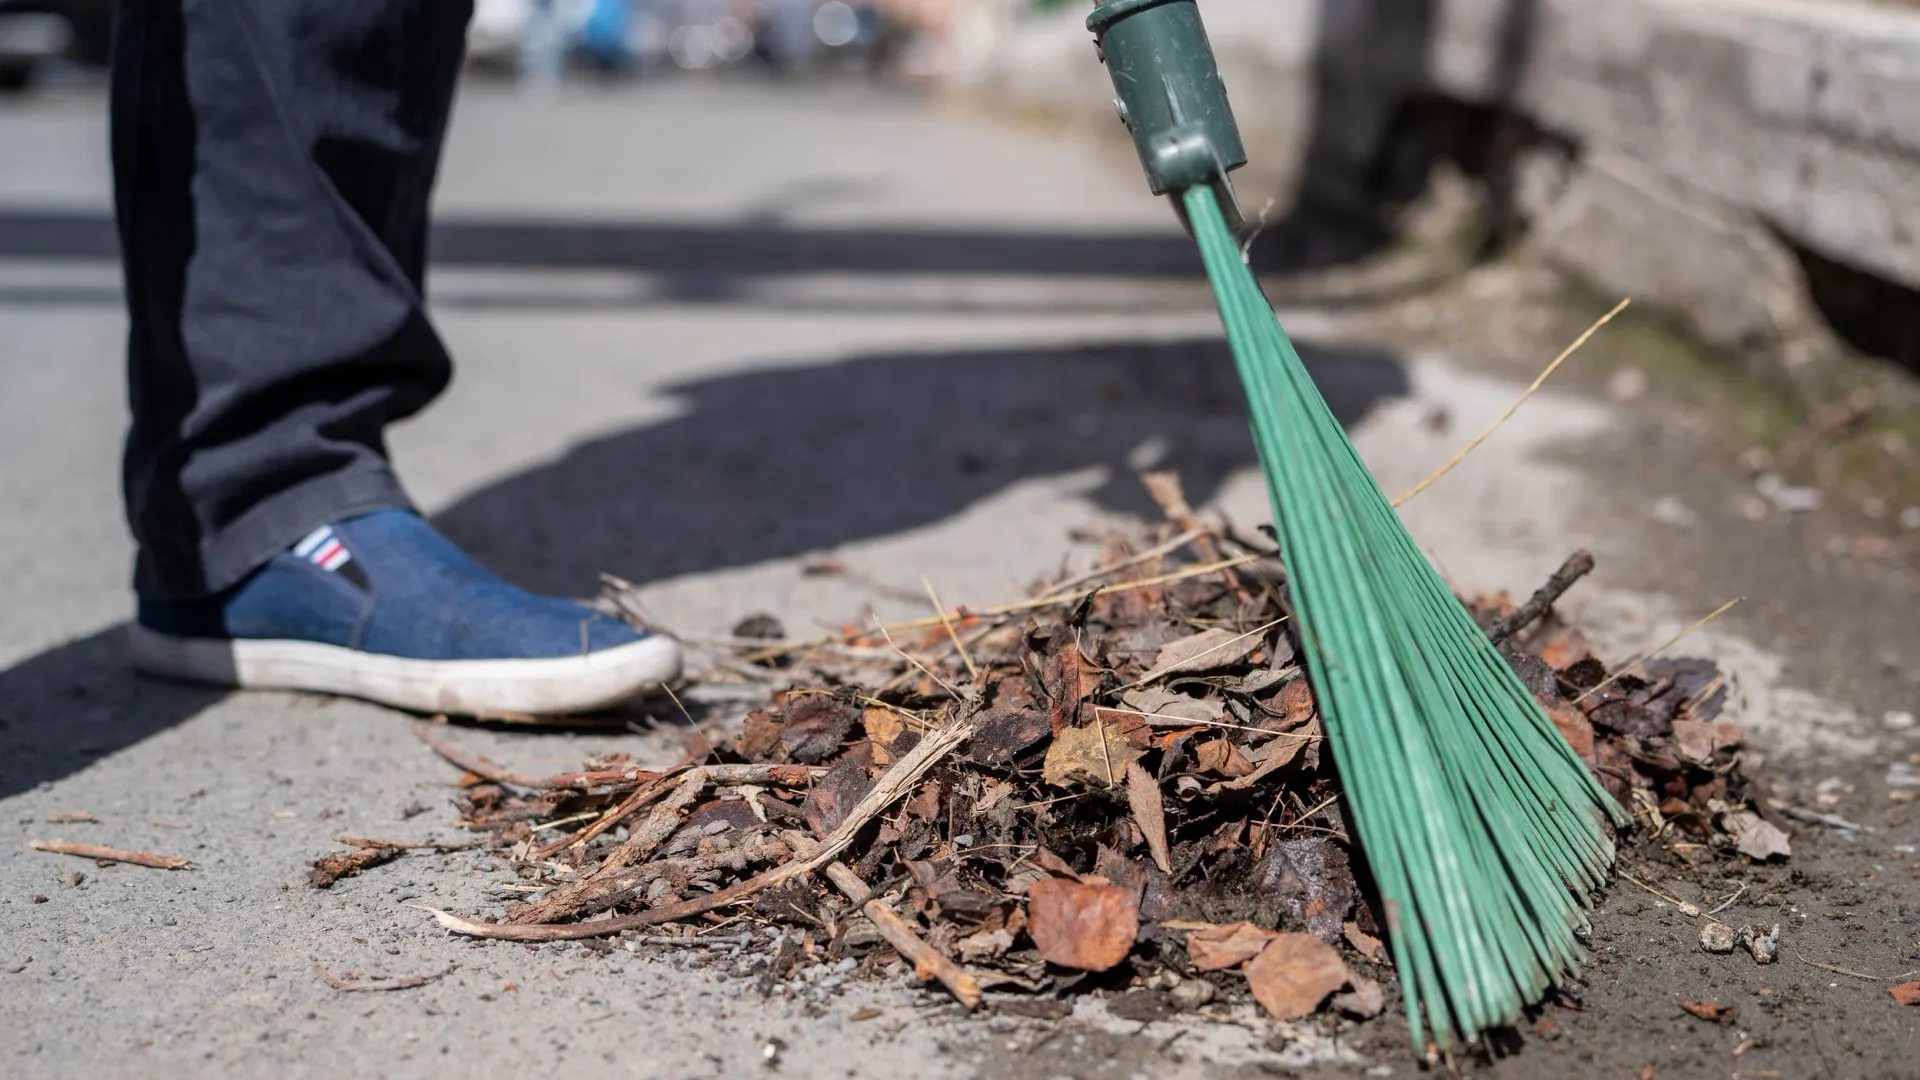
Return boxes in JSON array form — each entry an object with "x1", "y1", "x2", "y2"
[{"x1": 129, "y1": 509, "x2": 682, "y2": 715}]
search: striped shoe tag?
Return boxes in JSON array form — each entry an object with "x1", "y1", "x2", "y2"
[{"x1": 293, "y1": 524, "x2": 354, "y2": 573}]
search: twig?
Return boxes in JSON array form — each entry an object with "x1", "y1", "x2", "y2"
[
  {"x1": 419, "y1": 712, "x2": 980, "y2": 942},
  {"x1": 741, "y1": 556, "x2": 1261, "y2": 662},
  {"x1": 922, "y1": 576, "x2": 979, "y2": 683},
  {"x1": 336, "y1": 836, "x2": 486, "y2": 851},
  {"x1": 1394, "y1": 298, "x2": 1630, "y2": 507},
  {"x1": 543, "y1": 763, "x2": 817, "y2": 859},
  {"x1": 1794, "y1": 954, "x2": 1920, "y2": 982},
  {"x1": 29, "y1": 839, "x2": 189, "y2": 870},
  {"x1": 1706, "y1": 884, "x2": 1748, "y2": 916},
  {"x1": 1489, "y1": 549, "x2": 1595, "y2": 644},
  {"x1": 793, "y1": 836, "x2": 983, "y2": 1010},
  {"x1": 1767, "y1": 800, "x2": 1872, "y2": 833},
  {"x1": 1096, "y1": 704, "x2": 1325, "y2": 739},
  {"x1": 512, "y1": 842, "x2": 791, "y2": 924},
  {"x1": 529, "y1": 812, "x2": 605, "y2": 834},
  {"x1": 514, "y1": 771, "x2": 707, "y2": 923},
  {"x1": 1045, "y1": 528, "x2": 1206, "y2": 597},
  {"x1": 1576, "y1": 597, "x2": 1745, "y2": 703},
  {"x1": 1617, "y1": 871, "x2": 1720, "y2": 923},
  {"x1": 315, "y1": 963, "x2": 457, "y2": 993},
  {"x1": 873, "y1": 616, "x2": 964, "y2": 700}
]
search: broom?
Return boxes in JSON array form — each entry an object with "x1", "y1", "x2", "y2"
[{"x1": 1085, "y1": 0, "x2": 1628, "y2": 1049}]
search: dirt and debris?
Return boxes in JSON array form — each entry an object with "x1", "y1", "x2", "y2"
[
  {"x1": 314, "y1": 487, "x2": 1779, "y2": 1038},
  {"x1": 309, "y1": 847, "x2": 402, "y2": 888},
  {"x1": 314, "y1": 963, "x2": 458, "y2": 993},
  {"x1": 1678, "y1": 1000, "x2": 1737, "y2": 1024}
]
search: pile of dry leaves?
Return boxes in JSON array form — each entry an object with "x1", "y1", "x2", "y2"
[{"x1": 317, "y1": 478, "x2": 1782, "y2": 1029}]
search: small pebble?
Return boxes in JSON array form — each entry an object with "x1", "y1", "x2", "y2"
[
  {"x1": 1739, "y1": 924, "x2": 1780, "y2": 964},
  {"x1": 1170, "y1": 979, "x2": 1215, "y2": 1010},
  {"x1": 1700, "y1": 923, "x2": 1736, "y2": 953}
]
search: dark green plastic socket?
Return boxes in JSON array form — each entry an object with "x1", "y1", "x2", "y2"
[{"x1": 1088, "y1": 0, "x2": 1247, "y2": 231}]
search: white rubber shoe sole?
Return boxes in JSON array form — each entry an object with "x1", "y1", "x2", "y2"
[{"x1": 128, "y1": 625, "x2": 683, "y2": 716}]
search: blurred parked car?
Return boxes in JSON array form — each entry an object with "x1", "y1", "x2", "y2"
[{"x1": 0, "y1": 0, "x2": 111, "y2": 92}]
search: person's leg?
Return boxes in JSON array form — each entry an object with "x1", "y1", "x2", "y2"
[
  {"x1": 114, "y1": 0, "x2": 466, "y2": 600},
  {"x1": 114, "y1": 0, "x2": 680, "y2": 713}
]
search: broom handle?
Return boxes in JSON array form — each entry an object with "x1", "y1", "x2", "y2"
[{"x1": 1087, "y1": 0, "x2": 1249, "y2": 233}]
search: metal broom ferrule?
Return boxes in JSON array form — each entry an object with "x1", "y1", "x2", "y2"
[{"x1": 1087, "y1": 0, "x2": 1249, "y2": 234}]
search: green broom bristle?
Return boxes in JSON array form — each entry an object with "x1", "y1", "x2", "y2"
[{"x1": 1183, "y1": 185, "x2": 1630, "y2": 1048}]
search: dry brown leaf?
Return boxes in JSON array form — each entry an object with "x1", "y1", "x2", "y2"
[
  {"x1": 1215, "y1": 718, "x2": 1320, "y2": 793},
  {"x1": 1342, "y1": 921, "x2": 1386, "y2": 964},
  {"x1": 954, "y1": 927, "x2": 1015, "y2": 964},
  {"x1": 1026, "y1": 878, "x2": 1139, "y2": 972},
  {"x1": 1119, "y1": 687, "x2": 1220, "y2": 726},
  {"x1": 1185, "y1": 921, "x2": 1276, "y2": 972},
  {"x1": 1245, "y1": 933, "x2": 1350, "y2": 1020},
  {"x1": 966, "y1": 708, "x2": 1049, "y2": 767},
  {"x1": 802, "y1": 748, "x2": 876, "y2": 836},
  {"x1": 1672, "y1": 720, "x2": 1742, "y2": 765},
  {"x1": 863, "y1": 705, "x2": 904, "y2": 747},
  {"x1": 782, "y1": 696, "x2": 860, "y2": 764},
  {"x1": 1143, "y1": 628, "x2": 1262, "y2": 681},
  {"x1": 1890, "y1": 981, "x2": 1920, "y2": 1006},
  {"x1": 1725, "y1": 810, "x2": 1792, "y2": 860},
  {"x1": 1191, "y1": 737, "x2": 1255, "y2": 778},
  {"x1": 1540, "y1": 628, "x2": 1593, "y2": 670},
  {"x1": 1678, "y1": 1000, "x2": 1736, "y2": 1023},
  {"x1": 1124, "y1": 761, "x2": 1171, "y2": 873},
  {"x1": 1042, "y1": 722, "x2": 1142, "y2": 788},
  {"x1": 1272, "y1": 679, "x2": 1315, "y2": 726},
  {"x1": 1545, "y1": 700, "x2": 1595, "y2": 760}
]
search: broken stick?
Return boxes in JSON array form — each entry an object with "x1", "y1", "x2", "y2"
[
  {"x1": 787, "y1": 834, "x2": 982, "y2": 1010},
  {"x1": 1489, "y1": 549, "x2": 1595, "y2": 644},
  {"x1": 29, "y1": 839, "x2": 190, "y2": 870}
]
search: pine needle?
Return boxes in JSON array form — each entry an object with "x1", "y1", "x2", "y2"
[{"x1": 1185, "y1": 185, "x2": 1625, "y2": 1049}]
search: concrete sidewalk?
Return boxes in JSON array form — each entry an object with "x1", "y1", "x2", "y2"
[{"x1": 1, "y1": 77, "x2": 1913, "y2": 1079}]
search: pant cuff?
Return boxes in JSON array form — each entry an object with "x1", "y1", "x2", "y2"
[{"x1": 144, "y1": 467, "x2": 417, "y2": 601}]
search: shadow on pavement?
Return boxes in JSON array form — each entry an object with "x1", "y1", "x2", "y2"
[
  {"x1": 0, "y1": 626, "x2": 226, "y2": 801},
  {"x1": 434, "y1": 336, "x2": 1409, "y2": 596}
]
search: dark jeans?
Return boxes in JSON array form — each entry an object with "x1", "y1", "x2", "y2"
[{"x1": 112, "y1": 0, "x2": 473, "y2": 601}]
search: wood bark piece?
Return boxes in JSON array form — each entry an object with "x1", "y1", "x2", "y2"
[
  {"x1": 310, "y1": 846, "x2": 401, "y2": 887},
  {"x1": 420, "y1": 713, "x2": 979, "y2": 943},
  {"x1": 29, "y1": 839, "x2": 190, "y2": 870}
]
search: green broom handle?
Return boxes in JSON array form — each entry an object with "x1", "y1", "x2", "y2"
[{"x1": 1087, "y1": 0, "x2": 1248, "y2": 233}]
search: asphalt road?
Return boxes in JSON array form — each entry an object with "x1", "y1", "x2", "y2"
[{"x1": 2, "y1": 76, "x2": 1915, "y2": 1079}]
